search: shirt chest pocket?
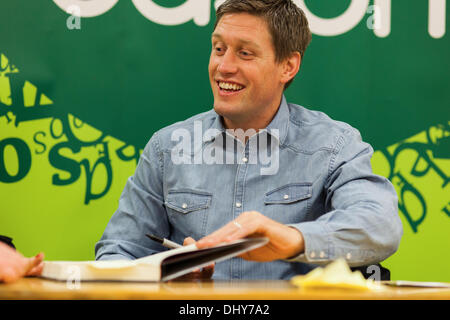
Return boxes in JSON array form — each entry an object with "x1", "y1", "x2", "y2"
[
  {"x1": 165, "y1": 189, "x2": 212, "y2": 214},
  {"x1": 165, "y1": 189, "x2": 213, "y2": 240},
  {"x1": 264, "y1": 183, "x2": 312, "y2": 223}
]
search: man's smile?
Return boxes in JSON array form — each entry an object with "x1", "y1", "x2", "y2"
[{"x1": 216, "y1": 80, "x2": 246, "y2": 96}]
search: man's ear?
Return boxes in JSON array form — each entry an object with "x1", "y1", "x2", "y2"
[{"x1": 280, "y1": 52, "x2": 301, "y2": 85}]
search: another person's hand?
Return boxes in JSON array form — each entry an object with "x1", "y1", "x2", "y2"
[
  {"x1": 0, "y1": 242, "x2": 44, "y2": 283},
  {"x1": 196, "y1": 211, "x2": 305, "y2": 261},
  {"x1": 170, "y1": 237, "x2": 215, "y2": 281}
]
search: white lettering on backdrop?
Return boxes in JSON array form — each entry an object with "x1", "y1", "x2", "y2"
[{"x1": 53, "y1": 0, "x2": 446, "y2": 38}]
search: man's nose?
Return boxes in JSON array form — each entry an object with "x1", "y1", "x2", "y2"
[{"x1": 217, "y1": 50, "x2": 238, "y2": 74}]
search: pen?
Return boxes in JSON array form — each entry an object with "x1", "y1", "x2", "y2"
[{"x1": 146, "y1": 234, "x2": 182, "y2": 249}]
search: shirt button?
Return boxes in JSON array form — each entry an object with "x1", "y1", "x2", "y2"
[
  {"x1": 310, "y1": 251, "x2": 316, "y2": 258},
  {"x1": 346, "y1": 253, "x2": 352, "y2": 260},
  {"x1": 236, "y1": 202, "x2": 242, "y2": 208},
  {"x1": 320, "y1": 251, "x2": 325, "y2": 258},
  {"x1": 182, "y1": 203, "x2": 187, "y2": 209},
  {"x1": 242, "y1": 157, "x2": 248, "y2": 163},
  {"x1": 283, "y1": 194, "x2": 289, "y2": 200}
]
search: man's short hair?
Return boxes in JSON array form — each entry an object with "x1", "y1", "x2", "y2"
[{"x1": 214, "y1": 0, "x2": 312, "y2": 89}]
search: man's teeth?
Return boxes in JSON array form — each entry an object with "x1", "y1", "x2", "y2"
[{"x1": 219, "y1": 82, "x2": 243, "y2": 91}]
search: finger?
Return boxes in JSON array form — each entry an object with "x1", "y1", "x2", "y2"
[
  {"x1": 33, "y1": 252, "x2": 45, "y2": 265},
  {"x1": 200, "y1": 221, "x2": 237, "y2": 242},
  {"x1": 202, "y1": 262, "x2": 215, "y2": 271},
  {"x1": 224, "y1": 216, "x2": 262, "y2": 241},
  {"x1": 206, "y1": 212, "x2": 257, "y2": 240},
  {"x1": 199, "y1": 213, "x2": 262, "y2": 248},
  {"x1": 200, "y1": 263, "x2": 215, "y2": 279},
  {"x1": 27, "y1": 261, "x2": 44, "y2": 277},
  {"x1": 36, "y1": 252, "x2": 45, "y2": 260},
  {"x1": 183, "y1": 237, "x2": 196, "y2": 246},
  {"x1": 197, "y1": 218, "x2": 251, "y2": 248},
  {"x1": 25, "y1": 252, "x2": 44, "y2": 275}
]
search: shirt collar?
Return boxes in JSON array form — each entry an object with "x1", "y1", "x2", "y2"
[
  {"x1": 265, "y1": 95, "x2": 289, "y2": 145},
  {"x1": 209, "y1": 95, "x2": 290, "y2": 145}
]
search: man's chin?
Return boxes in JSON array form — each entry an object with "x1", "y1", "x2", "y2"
[
  {"x1": 213, "y1": 104, "x2": 253, "y2": 130},
  {"x1": 213, "y1": 103, "x2": 242, "y2": 119}
]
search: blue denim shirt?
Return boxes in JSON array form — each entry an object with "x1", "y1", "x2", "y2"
[{"x1": 95, "y1": 96, "x2": 403, "y2": 280}]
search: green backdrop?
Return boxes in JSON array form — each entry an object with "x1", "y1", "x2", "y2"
[{"x1": 1, "y1": 0, "x2": 449, "y2": 281}]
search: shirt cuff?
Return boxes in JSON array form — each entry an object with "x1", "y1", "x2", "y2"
[{"x1": 285, "y1": 221, "x2": 333, "y2": 265}]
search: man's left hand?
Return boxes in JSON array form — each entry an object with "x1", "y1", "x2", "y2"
[{"x1": 196, "y1": 211, "x2": 305, "y2": 261}]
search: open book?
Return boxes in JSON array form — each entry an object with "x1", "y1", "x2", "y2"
[{"x1": 41, "y1": 237, "x2": 268, "y2": 282}]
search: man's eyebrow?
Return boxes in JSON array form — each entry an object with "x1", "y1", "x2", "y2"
[
  {"x1": 211, "y1": 32, "x2": 222, "y2": 40},
  {"x1": 212, "y1": 33, "x2": 261, "y2": 50}
]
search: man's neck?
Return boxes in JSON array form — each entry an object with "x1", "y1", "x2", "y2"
[
  {"x1": 222, "y1": 97, "x2": 283, "y2": 132},
  {"x1": 221, "y1": 96, "x2": 283, "y2": 143}
]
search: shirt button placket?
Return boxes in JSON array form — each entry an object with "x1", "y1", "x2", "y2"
[{"x1": 231, "y1": 145, "x2": 249, "y2": 280}]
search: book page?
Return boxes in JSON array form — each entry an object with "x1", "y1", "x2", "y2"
[
  {"x1": 135, "y1": 243, "x2": 198, "y2": 265},
  {"x1": 86, "y1": 260, "x2": 139, "y2": 270}
]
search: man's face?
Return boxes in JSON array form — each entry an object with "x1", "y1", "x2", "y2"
[{"x1": 208, "y1": 13, "x2": 286, "y2": 129}]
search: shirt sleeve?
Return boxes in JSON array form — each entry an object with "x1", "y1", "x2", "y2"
[
  {"x1": 286, "y1": 128, "x2": 403, "y2": 267},
  {"x1": 95, "y1": 132, "x2": 169, "y2": 260}
]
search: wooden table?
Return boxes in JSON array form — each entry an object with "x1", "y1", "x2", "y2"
[{"x1": 1, "y1": 278, "x2": 450, "y2": 300}]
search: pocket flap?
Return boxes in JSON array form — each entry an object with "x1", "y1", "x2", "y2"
[
  {"x1": 165, "y1": 189, "x2": 212, "y2": 214},
  {"x1": 265, "y1": 183, "x2": 312, "y2": 204}
]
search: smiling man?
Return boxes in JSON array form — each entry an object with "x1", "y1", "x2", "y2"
[
  {"x1": 210, "y1": 12, "x2": 298, "y2": 132},
  {"x1": 95, "y1": 0, "x2": 402, "y2": 280}
]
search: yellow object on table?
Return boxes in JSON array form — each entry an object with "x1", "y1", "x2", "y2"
[{"x1": 291, "y1": 259, "x2": 384, "y2": 291}]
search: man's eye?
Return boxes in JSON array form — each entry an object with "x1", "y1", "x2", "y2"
[{"x1": 240, "y1": 51, "x2": 252, "y2": 57}]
